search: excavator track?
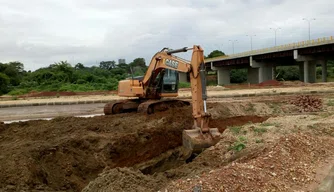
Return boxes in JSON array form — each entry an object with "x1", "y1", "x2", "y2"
[
  {"x1": 137, "y1": 99, "x2": 191, "y2": 114},
  {"x1": 104, "y1": 99, "x2": 142, "y2": 115}
]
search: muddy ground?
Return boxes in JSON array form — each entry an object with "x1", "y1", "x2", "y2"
[{"x1": 1, "y1": 94, "x2": 334, "y2": 191}]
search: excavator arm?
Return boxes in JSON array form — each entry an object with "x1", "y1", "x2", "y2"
[{"x1": 141, "y1": 45, "x2": 221, "y2": 153}]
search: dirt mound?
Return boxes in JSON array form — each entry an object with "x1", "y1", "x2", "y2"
[
  {"x1": 290, "y1": 95, "x2": 323, "y2": 112},
  {"x1": 82, "y1": 167, "x2": 164, "y2": 192},
  {"x1": 0, "y1": 106, "x2": 193, "y2": 191},
  {"x1": 164, "y1": 133, "x2": 334, "y2": 191}
]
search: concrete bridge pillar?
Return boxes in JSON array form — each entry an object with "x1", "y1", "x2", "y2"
[
  {"x1": 210, "y1": 62, "x2": 230, "y2": 85},
  {"x1": 299, "y1": 62, "x2": 304, "y2": 81},
  {"x1": 217, "y1": 68, "x2": 230, "y2": 85},
  {"x1": 247, "y1": 67, "x2": 260, "y2": 84},
  {"x1": 301, "y1": 60, "x2": 316, "y2": 83},
  {"x1": 249, "y1": 57, "x2": 274, "y2": 84},
  {"x1": 294, "y1": 50, "x2": 319, "y2": 83},
  {"x1": 259, "y1": 64, "x2": 273, "y2": 83}
]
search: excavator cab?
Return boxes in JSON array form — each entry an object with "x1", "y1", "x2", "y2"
[
  {"x1": 153, "y1": 68, "x2": 179, "y2": 95},
  {"x1": 160, "y1": 69, "x2": 179, "y2": 93}
]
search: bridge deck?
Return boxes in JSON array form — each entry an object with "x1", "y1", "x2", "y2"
[{"x1": 205, "y1": 36, "x2": 334, "y2": 63}]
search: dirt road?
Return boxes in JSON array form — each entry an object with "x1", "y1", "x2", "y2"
[{"x1": 0, "y1": 104, "x2": 104, "y2": 122}]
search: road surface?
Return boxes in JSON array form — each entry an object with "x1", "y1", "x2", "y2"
[{"x1": 0, "y1": 103, "x2": 105, "y2": 123}]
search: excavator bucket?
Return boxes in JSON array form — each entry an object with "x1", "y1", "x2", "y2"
[{"x1": 182, "y1": 128, "x2": 221, "y2": 154}]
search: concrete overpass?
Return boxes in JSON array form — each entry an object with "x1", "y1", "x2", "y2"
[{"x1": 204, "y1": 36, "x2": 334, "y2": 85}]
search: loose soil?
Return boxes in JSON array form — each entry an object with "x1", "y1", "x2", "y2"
[
  {"x1": 1, "y1": 95, "x2": 333, "y2": 192},
  {"x1": 0, "y1": 102, "x2": 272, "y2": 192}
]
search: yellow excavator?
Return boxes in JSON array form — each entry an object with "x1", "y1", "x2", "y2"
[{"x1": 104, "y1": 45, "x2": 221, "y2": 154}]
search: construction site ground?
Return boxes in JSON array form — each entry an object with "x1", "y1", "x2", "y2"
[{"x1": 1, "y1": 81, "x2": 334, "y2": 191}]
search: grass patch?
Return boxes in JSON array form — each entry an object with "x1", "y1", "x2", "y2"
[
  {"x1": 178, "y1": 82, "x2": 190, "y2": 88},
  {"x1": 254, "y1": 127, "x2": 268, "y2": 135},
  {"x1": 229, "y1": 136, "x2": 247, "y2": 152},
  {"x1": 326, "y1": 100, "x2": 334, "y2": 106}
]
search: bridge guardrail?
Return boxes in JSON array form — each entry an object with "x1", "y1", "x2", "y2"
[{"x1": 205, "y1": 36, "x2": 334, "y2": 62}]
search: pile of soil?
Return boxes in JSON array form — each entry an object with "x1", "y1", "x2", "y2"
[
  {"x1": 0, "y1": 106, "x2": 193, "y2": 191},
  {"x1": 290, "y1": 95, "x2": 323, "y2": 112},
  {"x1": 0, "y1": 102, "x2": 270, "y2": 192}
]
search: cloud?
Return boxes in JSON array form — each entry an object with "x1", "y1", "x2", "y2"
[{"x1": 0, "y1": 0, "x2": 333, "y2": 70}]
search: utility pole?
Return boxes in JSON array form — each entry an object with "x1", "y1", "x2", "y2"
[
  {"x1": 229, "y1": 40, "x2": 238, "y2": 54},
  {"x1": 270, "y1": 27, "x2": 281, "y2": 46},
  {"x1": 303, "y1": 18, "x2": 316, "y2": 40},
  {"x1": 246, "y1": 34, "x2": 256, "y2": 51}
]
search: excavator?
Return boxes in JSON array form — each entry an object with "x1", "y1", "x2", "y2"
[{"x1": 103, "y1": 45, "x2": 221, "y2": 154}]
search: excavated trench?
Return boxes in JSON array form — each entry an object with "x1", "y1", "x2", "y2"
[{"x1": 131, "y1": 115, "x2": 270, "y2": 176}]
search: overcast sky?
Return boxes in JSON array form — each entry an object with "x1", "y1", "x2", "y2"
[{"x1": 0, "y1": 0, "x2": 333, "y2": 71}]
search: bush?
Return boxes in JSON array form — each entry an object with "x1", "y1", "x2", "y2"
[{"x1": 230, "y1": 69, "x2": 247, "y2": 83}]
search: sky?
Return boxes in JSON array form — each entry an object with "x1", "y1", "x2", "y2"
[{"x1": 0, "y1": 0, "x2": 333, "y2": 71}]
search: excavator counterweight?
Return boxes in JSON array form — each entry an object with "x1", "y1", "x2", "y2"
[{"x1": 104, "y1": 45, "x2": 221, "y2": 155}]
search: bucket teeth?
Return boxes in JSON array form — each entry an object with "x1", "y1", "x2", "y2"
[{"x1": 182, "y1": 128, "x2": 221, "y2": 154}]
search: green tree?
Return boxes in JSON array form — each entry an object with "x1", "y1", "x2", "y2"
[
  {"x1": 74, "y1": 63, "x2": 85, "y2": 70},
  {"x1": 129, "y1": 58, "x2": 147, "y2": 76},
  {"x1": 206, "y1": 50, "x2": 226, "y2": 59},
  {"x1": 99, "y1": 61, "x2": 116, "y2": 70},
  {"x1": 0, "y1": 72, "x2": 10, "y2": 94},
  {"x1": 130, "y1": 58, "x2": 146, "y2": 68}
]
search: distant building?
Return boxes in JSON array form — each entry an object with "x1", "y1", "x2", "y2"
[{"x1": 118, "y1": 59, "x2": 126, "y2": 64}]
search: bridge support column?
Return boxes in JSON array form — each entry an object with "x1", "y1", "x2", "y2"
[
  {"x1": 259, "y1": 64, "x2": 273, "y2": 83},
  {"x1": 303, "y1": 61, "x2": 316, "y2": 83},
  {"x1": 249, "y1": 57, "x2": 274, "y2": 84},
  {"x1": 210, "y1": 62, "x2": 230, "y2": 85},
  {"x1": 217, "y1": 68, "x2": 230, "y2": 85},
  {"x1": 178, "y1": 72, "x2": 188, "y2": 83},
  {"x1": 247, "y1": 67, "x2": 260, "y2": 84},
  {"x1": 294, "y1": 50, "x2": 320, "y2": 83},
  {"x1": 299, "y1": 62, "x2": 304, "y2": 81}
]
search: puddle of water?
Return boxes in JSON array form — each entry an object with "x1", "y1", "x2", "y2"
[{"x1": 3, "y1": 114, "x2": 104, "y2": 124}]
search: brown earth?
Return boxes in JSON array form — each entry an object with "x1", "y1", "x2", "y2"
[
  {"x1": 1, "y1": 95, "x2": 333, "y2": 192},
  {"x1": 0, "y1": 102, "x2": 271, "y2": 192}
]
